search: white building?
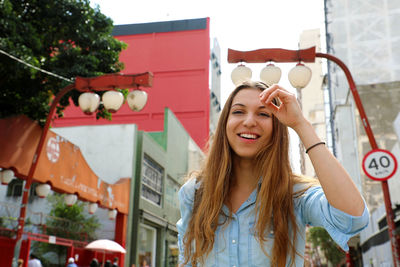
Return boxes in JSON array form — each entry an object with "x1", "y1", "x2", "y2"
[{"x1": 325, "y1": 0, "x2": 400, "y2": 264}]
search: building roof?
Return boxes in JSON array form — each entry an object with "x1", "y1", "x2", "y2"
[{"x1": 112, "y1": 17, "x2": 207, "y2": 36}]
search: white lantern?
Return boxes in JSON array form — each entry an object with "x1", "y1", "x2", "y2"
[
  {"x1": 127, "y1": 90, "x2": 148, "y2": 111},
  {"x1": 64, "y1": 194, "x2": 78, "y2": 206},
  {"x1": 231, "y1": 64, "x2": 252, "y2": 86},
  {"x1": 102, "y1": 91, "x2": 124, "y2": 113},
  {"x1": 78, "y1": 92, "x2": 100, "y2": 115},
  {"x1": 288, "y1": 63, "x2": 312, "y2": 89},
  {"x1": 260, "y1": 64, "x2": 282, "y2": 86},
  {"x1": 88, "y1": 203, "x2": 98, "y2": 214},
  {"x1": 108, "y1": 209, "x2": 117, "y2": 220},
  {"x1": 36, "y1": 183, "x2": 51, "y2": 198},
  {"x1": 1, "y1": 169, "x2": 15, "y2": 185}
]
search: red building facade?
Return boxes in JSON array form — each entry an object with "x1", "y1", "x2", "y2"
[{"x1": 53, "y1": 17, "x2": 211, "y2": 150}]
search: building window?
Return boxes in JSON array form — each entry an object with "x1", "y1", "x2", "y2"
[
  {"x1": 141, "y1": 155, "x2": 163, "y2": 206},
  {"x1": 7, "y1": 180, "x2": 38, "y2": 199},
  {"x1": 7, "y1": 179, "x2": 23, "y2": 197}
]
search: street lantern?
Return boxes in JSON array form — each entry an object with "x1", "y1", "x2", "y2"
[
  {"x1": 127, "y1": 90, "x2": 148, "y2": 111},
  {"x1": 1, "y1": 169, "x2": 15, "y2": 185},
  {"x1": 231, "y1": 64, "x2": 252, "y2": 86},
  {"x1": 288, "y1": 63, "x2": 312, "y2": 89},
  {"x1": 260, "y1": 63, "x2": 282, "y2": 85},
  {"x1": 88, "y1": 202, "x2": 98, "y2": 214},
  {"x1": 78, "y1": 92, "x2": 100, "y2": 115},
  {"x1": 64, "y1": 194, "x2": 78, "y2": 206},
  {"x1": 108, "y1": 209, "x2": 117, "y2": 220},
  {"x1": 35, "y1": 183, "x2": 51, "y2": 198},
  {"x1": 102, "y1": 90, "x2": 124, "y2": 113}
]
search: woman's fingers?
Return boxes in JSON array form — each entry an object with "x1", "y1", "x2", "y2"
[
  {"x1": 259, "y1": 84, "x2": 296, "y2": 106},
  {"x1": 259, "y1": 84, "x2": 305, "y2": 128}
]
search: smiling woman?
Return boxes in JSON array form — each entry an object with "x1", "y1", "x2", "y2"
[{"x1": 177, "y1": 81, "x2": 369, "y2": 266}]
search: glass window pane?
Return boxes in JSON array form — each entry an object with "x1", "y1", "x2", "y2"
[{"x1": 138, "y1": 224, "x2": 156, "y2": 267}]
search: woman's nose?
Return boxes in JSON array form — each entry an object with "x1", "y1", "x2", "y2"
[{"x1": 243, "y1": 114, "x2": 256, "y2": 127}]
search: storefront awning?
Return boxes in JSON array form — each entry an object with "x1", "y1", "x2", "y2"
[{"x1": 0, "y1": 115, "x2": 130, "y2": 214}]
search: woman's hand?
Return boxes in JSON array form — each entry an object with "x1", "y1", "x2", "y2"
[{"x1": 259, "y1": 84, "x2": 306, "y2": 130}]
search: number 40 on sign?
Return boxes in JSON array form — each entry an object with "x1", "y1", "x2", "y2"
[{"x1": 362, "y1": 149, "x2": 398, "y2": 181}]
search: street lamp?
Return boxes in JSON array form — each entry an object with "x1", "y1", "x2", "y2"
[
  {"x1": 35, "y1": 183, "x2": 51, "y2": 198},
  {"x1": 88, "y1": 202, "x2": 98, "y2": 214},
  {"x1": 12, "y1": 72, "x2": 153, "y2": 266},
  {"x1": 228, "y1": 47, "x2": 400, "y2": 266},
  {"x1": 0, "y1": 169, "x2": 15, "y2": 185}
]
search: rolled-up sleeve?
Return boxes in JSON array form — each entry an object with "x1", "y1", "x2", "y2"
[
  {"x1": 176, "y1": 178, "x2": 197, "y2": 266},
  {"x1": 296, "y1": 186, "x2": 369, "y2": 251}
]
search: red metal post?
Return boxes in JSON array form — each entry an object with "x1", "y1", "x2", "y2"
[
  {"x1": 316, "y1": 52, "x2": 400, "y2": 267},
  {"x1": 346, "y1": 251, "x2": 353, "y2": 267},
  {"x1": 228, "y1": 47, "x2": 400, "y2": 266},
  {"x1": 12, "y1": 72, "x2": 153, "y2": 266}
]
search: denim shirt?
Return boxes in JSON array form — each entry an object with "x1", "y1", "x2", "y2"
[{"x1": 176, "y1": 178, "x2": 369, "y2": 266}]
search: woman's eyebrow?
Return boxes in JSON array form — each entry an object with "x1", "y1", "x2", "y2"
[{"x1": 231, "y1": 103, "x2": 245, "y2": 108}]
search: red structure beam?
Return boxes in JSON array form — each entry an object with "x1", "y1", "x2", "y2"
[
  {"x1": 228, "y1": 47, "x2": 316, "y2": 63},
  {"x1": 75, "y1": 72, "x2": 153, "y2": 91}
]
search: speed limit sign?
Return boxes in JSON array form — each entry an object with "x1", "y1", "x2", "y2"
[{"x1": 362, "y1": 149, "x2": 398, "y2": 181}]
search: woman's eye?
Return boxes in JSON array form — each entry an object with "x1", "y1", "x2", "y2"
[
  {"x1": 232, "y1": 110, "x2": 243, "y2": 114},
  {"x1": 259, "y1": 113, "x2": 271, "y2": 117}
]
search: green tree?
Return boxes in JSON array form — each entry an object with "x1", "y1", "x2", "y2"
[
  {"x1": 33, "y1": 193, "x2": 100, "y2": 265},
  {"x1": 0, "y1": 0, "x2": 127, "y2": 124},
  {"x1": 307, "y1": 226, "x2": 345, "y2": 265}
]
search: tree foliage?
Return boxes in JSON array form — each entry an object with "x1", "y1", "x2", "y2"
[
  {"x1": 0, "y1": 0, "x2": 127, "y2": 124},
  {"x1": 307, "y1": 226, "x2": 345, "y2": 265},
  {"x1": 33, "y1": 193, "x2": 100, "y2": 265},
  {"x1": 44, "y1": 194, "x2": 100, "y2": 240}
]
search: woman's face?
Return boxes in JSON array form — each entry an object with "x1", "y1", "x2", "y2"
[{"x1": 226, "y1": 87, "x2": 273, "y2": 160}]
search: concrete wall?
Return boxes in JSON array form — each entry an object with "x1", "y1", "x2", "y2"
[{"x1": 53, "y1": 124, "x2": 136, "y2": 184}]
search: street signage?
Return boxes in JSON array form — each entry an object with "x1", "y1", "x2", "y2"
[{"x1": 362, "y1": 149, "x2": 398, "y2": 181}]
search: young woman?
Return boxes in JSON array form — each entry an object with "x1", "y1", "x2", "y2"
[{"x1": 177, "y1": 82, "x2": 369, "y2": 266}]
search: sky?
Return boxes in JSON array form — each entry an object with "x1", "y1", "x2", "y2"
[{"x1": 89, "y1": 0, "x2": 326, "y2": 172}]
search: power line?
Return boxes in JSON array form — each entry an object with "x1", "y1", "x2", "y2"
[{"x1": 0, "y1": 48, "x2": 73, "y2": 83}]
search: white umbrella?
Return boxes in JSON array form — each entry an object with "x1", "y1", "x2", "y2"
[{"x1": 85, "y1": 239, "x2": 126, "y2": 266}]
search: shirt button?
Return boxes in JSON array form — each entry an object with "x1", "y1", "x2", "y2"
[{"x1": 232, "y1": 239, "x2": 236, "y2": 244}]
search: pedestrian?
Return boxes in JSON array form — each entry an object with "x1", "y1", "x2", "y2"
[
  {"x1": 104, "y1": 260, "x2": 112, "y2": 267},
  {"x1": 28, "y1": 254, "x2": 42, "y2": 267},
  {"x1": 112, "y1": 257, "x2": 119, "y2": 267},
  {"x1": 67, "y1": 257, "x2": 78, "y2": 267},
  {"x1": 90, "y1": 258, "x2": 99, "y2": 267},
  {"x1": 177, "y1": 82, "x2": 369, "y2": 266},
  {"x1": 140, "y1": 258, "x2": 150, "y2": 267},
  {"x1": 17, "y1": 259, "x2": 24, "y2": 267}
]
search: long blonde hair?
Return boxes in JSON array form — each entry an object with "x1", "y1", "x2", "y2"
[{"x1": 183, "y1": 82, "x2": 316, "y2": 266}]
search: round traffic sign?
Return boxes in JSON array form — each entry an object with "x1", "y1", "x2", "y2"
[{"x1": 362, "y1": 149, "x2": 398, "y2": 181}]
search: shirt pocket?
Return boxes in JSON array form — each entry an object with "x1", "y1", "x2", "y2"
[{"x1": 248, "y1": 220, "x2": 274, "y2": 267}]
